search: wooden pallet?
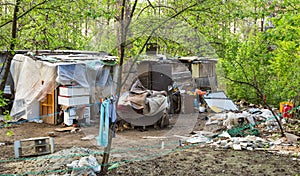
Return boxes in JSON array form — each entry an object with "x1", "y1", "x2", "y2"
[{"x1": 14, "y1": 137, "x2": 54, "y2": 158}]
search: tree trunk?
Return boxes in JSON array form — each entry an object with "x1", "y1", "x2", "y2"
[
  {"x1": 100, "y1": 0, "x2": 129, "y2": 174},
  {"x1": 0, "y1": 0, "x2": 20, "y2": 91}
]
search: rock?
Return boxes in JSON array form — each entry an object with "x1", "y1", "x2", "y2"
[
  {"x1": 212, "y1": 139, "x2": 220, "y2": 145},
  {"x1": 246, "y1": 147, "x2": 254, "y2": 151},
  {"x1": 224, "y1": 142, "x2": 233, "y2": 149},
  {"x1": 240, "y1": 142, "x2": 248, "y2": 149},
  {"x1": 78, "y1": 155, "x2": 100, "y2": 173},
  {"x1": 71, "y1": 168, "x2": 96, "y2": 176},
  {"x1": 67, "y1": 160, "x2": 79, "y2": 169},
  {"x1": 220, "y1": 140, "x2": 227, "y2": 146},
  {"x1": 233, "y1": 144, "x2": 242, "y2": 150},
  {"x1": 205, "y1": 120, "x2": 219, "y2": 126},
  {"x1": 254, "y1": 142, "x2": 266, "y2": 148},
  {"x1": 245, "y1": 136, "x2": 257, "y2": 141},
  {"x1": 285, "y1": 132, "x2": 300, "y2": 143},
  {"x1": 219, "y1": 131, "x2": 231, "y2": 139},
  {"x1": 81, "y1": 135, "x2": 96, "y2": 141},
  {"x1": 47, "y1": 131, "x2": 56, "y2": 137},
  {"x1": 232, "y1": 138, "x2": 240, "y2": 144}
]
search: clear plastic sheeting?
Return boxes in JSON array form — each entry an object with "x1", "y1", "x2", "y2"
[
  {"x1": 10, "y1": 54, "x2": 56, "y2": 119},
  {"x1": 203, "y1": 91, "x2": 238, "y2": 111},
  {"x1": 56, "y1": 64, "x2": 89, "y2": 87}
]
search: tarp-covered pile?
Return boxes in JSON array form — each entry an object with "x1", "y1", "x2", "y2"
[{"x1": 117, "y1": 80, "x2": 168, "y2": 126}]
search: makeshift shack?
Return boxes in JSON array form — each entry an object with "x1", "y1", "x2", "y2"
[
  {"x1": 120, "y1": 55, "x2": 196, "y2": 116},
  {"x1": 9, "y1": 50, "x2": 118, "y2": 125},
  {"x1": 121, "y1": 55, "x2": 195, "y2": 94},
  {"x1": 178, "y1": 56, "x2": 218, "y2": 91}
]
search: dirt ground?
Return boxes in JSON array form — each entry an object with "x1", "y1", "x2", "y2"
[{"x1": 0, "y1": 113, "x2": 300, "y2": 175}]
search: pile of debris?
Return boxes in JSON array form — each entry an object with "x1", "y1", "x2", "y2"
[
  {"x1": 180, "y1": 105, "x2": 300, "y2": 156},
  {"x1": 204, "y1": 108, "x2": 281, "y2": 135},
  {"x1": 4, "y1": 147, "x2": 103, "y2": 175}
]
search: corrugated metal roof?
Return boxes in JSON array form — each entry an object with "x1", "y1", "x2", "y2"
[{"x1": 178, "y1": 56, "x2": 218, "y2": 62}]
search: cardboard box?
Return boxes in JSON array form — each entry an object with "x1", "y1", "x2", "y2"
[{"x1": 59, "y1": 86, "x2": 89, "y2": 96}]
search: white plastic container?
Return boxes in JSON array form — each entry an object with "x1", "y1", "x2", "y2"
[
  {"x1": 199, "y1": 107, "x2": 206, "y2": 113},
  {"x1": 59, "y1": 86, "x2": 90, "y2": 96},
  {"x1": 83, "y1": 107, "x2": 91, "y2": 125},
  {"x1": 58, "y1": 96, "x2": 90, "y2": 106}
]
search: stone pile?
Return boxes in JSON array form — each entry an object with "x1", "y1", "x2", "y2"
[{"x1": 211, "y1": 135, "x2": 270, "y2": 151}]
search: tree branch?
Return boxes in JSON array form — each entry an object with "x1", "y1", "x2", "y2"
[
  {"x1": 223, "y1": 75, "x2": 285, "y2": 136},
  {"x1": 0, "y1": 3, "x2": 15, "y2": 6},
  {"x1": 136, "y1": 5, "x2": 177, "y2": 18},
  {"x1": 120, "y1": 2, "x2": 201, "y2": 88},
  {"x1": 147, "y1": 0, "x2": 155, "y2": 9},
  {"x1": 0, "y1": 0, "x2": 49, "y2": 28}
]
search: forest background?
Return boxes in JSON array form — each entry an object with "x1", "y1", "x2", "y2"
[{"x1": 0, "y1": 0, "x2": 299, "y2": 107}]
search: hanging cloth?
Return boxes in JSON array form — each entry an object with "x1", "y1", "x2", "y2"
[
  {"x1": 110, "y1": 96, "x2": 117, "y2": 137},
  {"x1": 110, "y1": 96, "x2": 117, "y2": 123},
  {"x1": 97, "y1": 99, "x2": 110, "y2": 147}
]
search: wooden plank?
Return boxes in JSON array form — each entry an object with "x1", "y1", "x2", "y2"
[
  {"x1": 54, "y1": 127, "x2": 79, "y2": 132},
  {"x1": 191, "y1": 63, "x2": 200, "y2": 78},
  {"x1": 40, "y1": 91, "x2": 56, "y2": 124},
  {"x1": 142, "y1": 136, "x2": 167, "y2": 139}
]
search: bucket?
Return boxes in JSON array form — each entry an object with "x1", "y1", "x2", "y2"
[
  {"x1": 280, "y1": 101, "x2": 293, "y2": 113},
  {"x1": 199, "y1": 107, "x2": 206, "y2": 113},
  {"x1": 282, "y1": 104, "x2": 293, "y2": 118}
]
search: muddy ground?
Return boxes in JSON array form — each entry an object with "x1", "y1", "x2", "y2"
[{"x1": 0, "y1": 113, "x2": 299, "y2": 175}]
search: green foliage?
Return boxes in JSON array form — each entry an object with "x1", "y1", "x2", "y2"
[
  {"x1": 267, "y1": 13, "x2": 300, "y2": 104},
  {"x1": 216, "y1": 0, "x2": 300, "y2": 106},
  {"x1": 0, "y1": 0, "x2": 112, "y2": 50},
  {"x1": 0, "y1": 91, "x2": 13, "y2": 136},
  {"x1": 0, "y1": 0, "x2": 299, "y2": 107}
]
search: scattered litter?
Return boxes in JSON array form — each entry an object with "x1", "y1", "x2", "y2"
[
  {"x1": 173, "y1": 135, "x2": 190, "y2": 140},
  {"x1": 284, "y1": 133, "x2": 300, "y2": 143},
  {"x1": 67, "y1": 155, "x2": 100, "y2": 176},
  {"x1": 142, "y1": 136, "x2": 167, "y2": 139},
  {"x1": 191, "y1": 131, "x2": 216, "y2": 138},
  {"x1": 78, "y1": 155, "x2": 100, "y2": 172},
  {"x1": 218, "y1": 131, "x2": 231, "y2": 139},
  {"x1": 232, "y1": 144, "x2": 242, "y2": 150},
  {"x1": 108, "y1": 163, "x2": 119, "y2": 170},
  {"x1": 55, "y1": 127, "x2": 80, "y2": 132},
  {"x1": 185, "y1": 134, "x2": 211, "y2": 144},
  {"x1": 28, "y1": 119, "x2": 43, "y2": 123},
  {"x1": 47, "y1": 132, "x2": 56, "y2": 137},
  {"x1": 81, "y1": 135, "x2": 96, "y2": 141},
  {"x1": 70, "y1": 128, "x2": 81, "y2": 133}
]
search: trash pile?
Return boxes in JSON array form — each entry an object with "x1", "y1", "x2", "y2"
[
  {"x1": 66, "y1": 155, "x2": 100, "y2": 176},
  {"x1": 4, "y1": 147, "x2": 103, "y2": 175},
  {"x1": 181, "y1": 105, "x2": 300, "y2": 156},
  {"x1": 204, "y1": 108, "x2": 282, "y2": 135}
]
